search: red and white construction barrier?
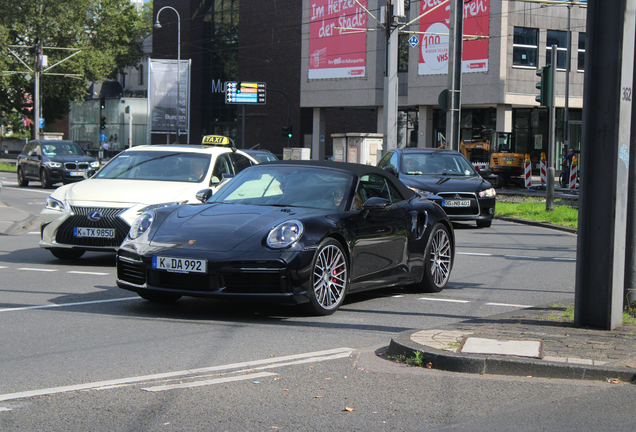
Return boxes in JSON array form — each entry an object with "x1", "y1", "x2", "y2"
[
  {"x1": 569, "y1": 157, "x2": 578, "y2": 190},
  {"x1": 540, "y1": 153, "x2": 547, "y2": 186},
  {"x1": 524, "y1": 155, "x2": 532, "y2": 188}
]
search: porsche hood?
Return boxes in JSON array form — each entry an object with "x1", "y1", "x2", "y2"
[{"x1": 149, "y1": 203, "x2": 312, "y2": 251}]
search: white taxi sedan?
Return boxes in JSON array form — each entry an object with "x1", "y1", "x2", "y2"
[{"x1": 39, "y1": 137, "x2": 257, "y2": 260}]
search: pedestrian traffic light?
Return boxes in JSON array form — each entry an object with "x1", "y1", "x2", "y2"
[
  {"x1": 100, "y1": 116, "x2": 106, "y2": 129},
  {"x1": 282, "y1": 125, "x2": 292, "y2": 138},
  {"x1": 535, "y1": 65, "x2": 552, "y2": 107}
]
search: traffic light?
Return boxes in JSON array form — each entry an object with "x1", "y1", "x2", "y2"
[
  {"x1": 100, "y1": 96, "x2": 105, "y2": 110},
  {"x1": 100, "y1": 116, "x2": 106, "y2": 129},
  {"x1": 535, "y1": 65, "x2": 552, "y2": 107},
  {"x1": 282, "y1": 125, "x2": 292, "y2": 138}
]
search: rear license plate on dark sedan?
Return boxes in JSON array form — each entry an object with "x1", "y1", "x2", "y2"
[
  {"x1": 152, "y1": 256, "x2": 207, "y2": 274},
  {"x1": 442, "y1": 200, "x2": 470, "y2": 207}
]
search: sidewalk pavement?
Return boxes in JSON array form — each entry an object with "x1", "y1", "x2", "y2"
[{"x1": 387, "y1": 303, "x2": 636, "y2": 383}]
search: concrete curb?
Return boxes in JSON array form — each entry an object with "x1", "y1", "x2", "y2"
[
  {"x1": 387, "y1": 329, "x2": 636, "y2": 382},
  {"x1": 495, "y1": 215, "x2": 577, "y2": 234}
]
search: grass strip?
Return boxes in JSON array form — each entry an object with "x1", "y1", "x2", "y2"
[
  {"x1": 496, "y1": 201, "x2": 578, "y2": 228},
  {"x1": 0, "y1": 161, "x2": 17, "y2": 172}
]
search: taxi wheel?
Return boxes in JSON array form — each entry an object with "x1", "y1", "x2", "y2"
[
  {"x1": 17, "y1": 167, "x2": 29, "y2": 187},
  {"x1": 50, "y1": 248, "x2": 85, "y2": 260},
  {"x1": 40, "y1": 168, "x2": 53, "y2": 189}
]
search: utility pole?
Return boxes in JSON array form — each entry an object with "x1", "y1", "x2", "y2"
[
  {"x1": 546, "y1": 45, "x2": 557, "y2": 211},
  {"x1": 446, "y1": 0, "x2": 463, "y2": 151},
  {"x1": 383, "y1": 0, "x2": 402, "y2": 152},
  {"x1": 34, "y1": 42, "x2": 42, "y2": 140},
  {"x1": 575, "y1": 0, "x2": 635, "y2": 330}
]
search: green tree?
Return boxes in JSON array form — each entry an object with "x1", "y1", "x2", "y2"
[{"x1": 0, "y1": 0, "x2": 149, "y2": 130}]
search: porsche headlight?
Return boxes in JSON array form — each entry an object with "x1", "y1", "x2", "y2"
[
  {"x1": 44, "y1": 196, "x2": 65, "y2": 211},
  {"x1": 266, "y1": 220, "x2": 304, "y2": 249},
  {"x1": 129, "y1": 211, "x2": 155, "y2": 240},
  {"x1": 44, "y1": 161, "x2": 62, "y2": 168},
  {"x1": 479, "y1": 188, "x2": 496, "y2": 198}
]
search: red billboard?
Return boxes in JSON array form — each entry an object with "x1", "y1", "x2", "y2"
[
  {"x1": 308, "y1": 0, "x2": 367, "y2": 79},
  {"x1": 418, "y1": 0, "x2": 490, "y2": 75}
]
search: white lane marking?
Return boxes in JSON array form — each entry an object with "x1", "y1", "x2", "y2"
[
  {"x1": 0, "y1": 297, "x2": 140, "y2": 313},
  {"x1": 0, "y1": 347, "x2": 353, "y2": 402},
  {"x1": 0, "y1": 407, "x2": 12, "y2": 412},
  {"x1": 419, "y1": 298, "x2": 471, "y2": 303},
  {"x1": 504, "y1": 255, "x2": 540, "y2": 259},
  {"x1": 554, "y1": 258, "x2": 577, "y2": 261},
  {"x1": 67, "y1": 271, "x2": 110, "y2": 276},
  {"x1": 27, "y1": 232, "x2": 40, "y2": 235},
  {"x1": 0, "y1": 266, "x2": 7, "y2": 269},
  {"x1": 457, "y1": 252, "x2": 493, "y2": 256},
  {"x1": 458, "y1": 251, "x2": 576, "y2": 261},
  {"x1": 486, "y1": 302, "x2": 533, "y2": 308},
  {"x1": 142, "y1": 372, "x2": 277, "y2": 392},
  {"x1": 17, "y1": 268, "x2": 57, "y2": 272}
]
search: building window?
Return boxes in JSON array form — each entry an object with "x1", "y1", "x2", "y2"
[
  {"x1": 546, "y1": 30, "x2": 568, "y2": 70},
  {"x1": 513, "y1": 27, "x2": 538, "y2": 67},
  {"x1": 577, "y1": 33, "x2": 585, "y2": 71},
  {"x1": 138, "y1": 64, "x2": 144, "y2": 85}
]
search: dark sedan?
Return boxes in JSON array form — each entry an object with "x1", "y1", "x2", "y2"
[
  {"x1": 116, "y1": 161, "x2": 454, "y2": 315},
  {"x1": 17, "y1": 140, "x2": 99, "y2": 188},
  {"x1": 378, "y1": 149, "x2": 496, "y2": 228}
]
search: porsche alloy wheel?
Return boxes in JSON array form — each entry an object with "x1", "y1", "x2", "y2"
[
  {"x1": 306, "y1": 238, "x2": 348, "y2": 315},
  {"x1": 411, "y1": 223, "x2": 452, "y2": 293}
]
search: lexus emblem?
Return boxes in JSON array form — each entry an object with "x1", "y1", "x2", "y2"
[{"x1": 87, "y1": 211, "x2": 102, "y2": 222}]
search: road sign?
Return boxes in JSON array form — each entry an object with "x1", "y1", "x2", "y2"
[
  {"x1": 99, "y1": 133, "x2": 107, "y2": 143},
  {"x1": 38, "y1": 117, "x2": 45, "y2": 128},
  {"x1": 409, "y1": 35, "x2": 419, "y2": 48},
  {"x1": 225, "y1": 82, "x2": 266, "y2": 104}
]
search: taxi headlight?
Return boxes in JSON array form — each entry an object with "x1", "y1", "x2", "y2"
[
  {"x1": 266, "y1": 220, "x2": 304, "y2": 249},
  {"x1": 479, "y1": 188, "x2": 496, "y2": 198},
  {"x1": 129, "y1": 211, "x2": 155, "y2": 240},
  {"x1": 44, "y1": 196, "x2": 65, "y2": 211}
]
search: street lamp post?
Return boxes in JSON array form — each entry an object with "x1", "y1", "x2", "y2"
[{"x1": 154, "y1": 6, "x2": 181, "y2": 144}]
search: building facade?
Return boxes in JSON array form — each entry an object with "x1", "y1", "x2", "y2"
[{"x1": 300, "y1": 0, "x2": 586, "y2": 166}]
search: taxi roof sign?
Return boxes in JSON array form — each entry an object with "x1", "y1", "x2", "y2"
[{"x1": 201, "y1": 135, "x2": 232, "y2": 145}]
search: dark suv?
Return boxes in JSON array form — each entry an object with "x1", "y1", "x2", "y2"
[{"x1": 17, "y1": 140, "x2": 98, "y2": 188}]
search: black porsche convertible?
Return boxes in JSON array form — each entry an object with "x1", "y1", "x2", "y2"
[{"x1": 116, "y1": 160, "x2": 454, "y2": 315}]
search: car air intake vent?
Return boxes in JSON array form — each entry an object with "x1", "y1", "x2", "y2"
[{"x1": 117, "y1": 256, "x2": 147, "y2": 286}]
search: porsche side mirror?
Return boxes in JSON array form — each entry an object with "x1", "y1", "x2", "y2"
[
  {"x1": 383, "y1": 166, "x2": 397, "y2": 176},
  {"x1": 362, "y1": 197, "x2": 392, "y2": 211},
  {"x1": 196, "y1": 188, "x2": 213, "y2": 203}
]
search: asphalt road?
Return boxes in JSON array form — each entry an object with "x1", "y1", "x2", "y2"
[{"x1": 2, "y1": 172, "x2": 635, "y2": 431}]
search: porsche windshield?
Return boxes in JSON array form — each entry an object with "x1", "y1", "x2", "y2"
[
  {"x1": 211, "y1": 165, "x2": 355, "y2": 211},
  {"x1": 95, "y1": 151, "x2": 211, "y2": 182},
  {"x1": 401, "y1": 153, "x2": 479, "y2": 176}
]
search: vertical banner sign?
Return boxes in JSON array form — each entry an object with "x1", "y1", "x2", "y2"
[
  {"x1": 148, "y1": 59, "x2": 190, "y2": 133},
  {"x1": 418, "y1": 0, "x2": 490, "y2": 75},
  {"x1": 308, "y1": 0, "x2": 367, "y2": 79}
]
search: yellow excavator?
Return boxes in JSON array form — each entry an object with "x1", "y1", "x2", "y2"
[{"x1": 460, "y1": 132, "x2": 524, "y2": 187}]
